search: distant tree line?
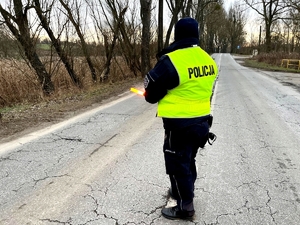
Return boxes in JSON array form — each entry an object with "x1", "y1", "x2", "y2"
[
  {"x1": 244, "y1": 0, "x2": 300, "y2": 54},
  {"x1": 0, "y1": 0, "x2": 248, "y2": 94}
]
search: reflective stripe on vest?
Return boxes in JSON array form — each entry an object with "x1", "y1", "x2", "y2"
[{"x1": 157, "y1": 46, "x2": 218, "y2": 118}]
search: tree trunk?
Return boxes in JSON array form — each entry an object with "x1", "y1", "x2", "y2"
[
  {"x1": 164, "y1": 0, "x2": 185, "y2": 47},
  {"x1": 118, "y1": 7, "x2": 141, "y2": 77},
  {"x1": 157, "y1": 0, "x2": 164, "y2": 53},
  {"x1": 101, "y1": 31, "x2": 118, "y2": 82},
  {"x1": 25, "y1": 46, "x2": 55, "y2": 94},
  {"x1": 140, "y1": 0, "x2": 152, "y2": 77},
  {"x1": 194, "y1": 0, "x2": 206, "y2": 48},
  {"x1": 33, "y1": 0, "x2": 81, "y2": 87},
  {"x1": 58, "y1": 0, "x2": 97, "y2": 82},
  {"x1": 265, "y1": 23, "x2": 272, "y2": 53},
  {"x1": 0, "y1": 1, "x2": 54, "y2": 95}
]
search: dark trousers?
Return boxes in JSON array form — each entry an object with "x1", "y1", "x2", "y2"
[{"x1": 163, "y1": 121, "x2": 209, "y2": 211}]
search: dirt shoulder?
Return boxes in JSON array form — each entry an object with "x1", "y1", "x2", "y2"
[{"x1": 0, "y1": 78, "x2": 143, "y2": 144}]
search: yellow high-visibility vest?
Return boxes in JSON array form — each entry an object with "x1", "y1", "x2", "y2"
[{"x1": 157, "y1": 46, "x2": 218, "y2": 118}]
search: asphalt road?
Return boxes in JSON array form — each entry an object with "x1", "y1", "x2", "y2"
[{"x1": 0, "y1": 53, "x2": 300, "y2": 225}]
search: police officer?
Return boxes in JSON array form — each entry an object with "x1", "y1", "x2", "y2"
[{"x1": 144, "y1": 17, "x2": 218, "y2": 220}]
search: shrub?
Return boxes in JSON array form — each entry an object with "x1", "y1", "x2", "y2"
[{"x1": 253, "y1": 52, "x2": 300, "y2": 67}]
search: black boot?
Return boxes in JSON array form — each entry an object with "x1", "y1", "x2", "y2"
[{"x1": 161, "y1": 206, "x2": 195, "y2": 220}]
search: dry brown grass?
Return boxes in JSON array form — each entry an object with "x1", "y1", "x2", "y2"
[
  {"x1": 0, "y1": 56, "x2": 135, "y2": 107},
  {"x1": 0, "y1": 56, "x2": 142, "y2": 143},
  {"x1": 253, "y1": 52, "x2": 300, "y2": 67},
  {"x1": 0, "y1": 59, "x2": 42, "y2": 106}
]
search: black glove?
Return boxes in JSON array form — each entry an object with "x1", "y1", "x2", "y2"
[{"x1": 208, "y1": 132, "x2": 217, "y2": 145}]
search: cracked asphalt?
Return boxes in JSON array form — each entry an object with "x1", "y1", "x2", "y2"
[{"x1": 1, "y1": 53, "x2": 300, "y2": 224}]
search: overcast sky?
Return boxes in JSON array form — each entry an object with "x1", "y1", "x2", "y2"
[{"x1": 224, "y1": 0, "x2": 237, "y2": 11}]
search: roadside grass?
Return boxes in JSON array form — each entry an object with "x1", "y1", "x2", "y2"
[
  {"x1": 240, "y1": 51, "x2": 300, "y2": 73},
  {"x1": 0, "y1": 76, "x2": 141, "y2": 114},
  {"x1": 244, "y1": 58, "x2": 300, "y2": 73},
  {"x1": 0, "y1": 56, "x2": 141, "y2": 117},
  {"x1": 0, "y1": 104, "x2": 31, "y2": 114},
  {"x1": 36, "y1": 43, "x2": 51, "y2": 51}
]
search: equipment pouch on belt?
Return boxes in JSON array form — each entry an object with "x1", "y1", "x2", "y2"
[{"x1": 199, "y1": 115, "x2": 217, "y2": 148}]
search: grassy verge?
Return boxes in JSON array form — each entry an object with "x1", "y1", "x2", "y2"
[
  {"x1": 0, "y1": 104, "x2": 31, "y2": 115},
  {"x1": 242, "y1": 52, "x2": 300, "y2": 73},
  {"x1": 244, "y1": 58, "x2": 300, "y2": 73}
]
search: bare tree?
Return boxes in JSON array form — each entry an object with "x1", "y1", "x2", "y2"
[
  {"x1": 283, "y1": 0, "x2": 300, "y2": 11},
  {"x1": 58, "y1": 0, "x2": 97, "y2": 82},
  {"x1": 0, "y1": 0, "x2": 54, "y2": 94},
  {"x1": 215, "y1": 10, "x2": 230, "y2": 53},
  {"x1": 204, "y1": 2, "x2": 223, "y2": 53},
  {"x1": 87, "y1": 0, "x2": 128, "y2": 81},
  {"x1": 243, "y1": 0, "x2": 288, "y2": 52},
  {"x1": 182, "y1": 0, "x2": 193, "y2": 17},
  {"x1": 164, "y1": 0, "x2": 185, "y2": 47},
  {"x1": 0, "y1": 25, "x2": 18, "y2": 58},
  {"x1": 150, "y1": 0, "x2": 227, "y2": 53},
  {"x1": 140, "y1": 0, "x2": 152, "y2": 76},
  {"x1": 192, "y1": 0, "x2": 222, "y2": 49},
  {"x1": 95, "y1": 0, "x2": 141, "y2": 78},
  {"x1": 227, "y1": 4, "x2": 246, "y2": 53},
  {"x1": 163, "y1": 0, "x2": 223, "y2": 50},
  {"x1": 291, "y1": 8, "x2": 300, "y2": 51},
  {"x1": 116, "y1": 1, "x2": 141, "y2": 77},
  {"x1": 157, "y1": 0, "x2": 164, "y2": 53},
  {"x1": 284, "y1": 0, "x2": 300, "y2": 52},
  {"x1": 33, "y1": 0, "x2": 81, "y2": 87}
]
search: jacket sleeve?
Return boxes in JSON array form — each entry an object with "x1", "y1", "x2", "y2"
[{"x1": 144, "y1": 55, "x2": 179, "y2": 104}]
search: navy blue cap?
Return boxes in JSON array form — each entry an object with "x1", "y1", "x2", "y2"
[{"x1": 174, "y1": 17, "x2": 199, "y2": 41}]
